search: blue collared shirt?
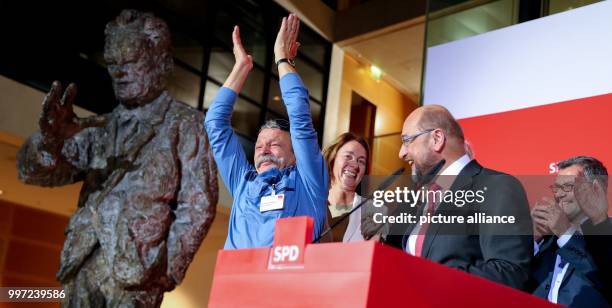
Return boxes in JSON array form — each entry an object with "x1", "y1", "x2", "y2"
[{"x1": 204, "y1": 73, "x2": 328, "y2": 249}]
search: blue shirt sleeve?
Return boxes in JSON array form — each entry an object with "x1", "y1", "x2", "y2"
[
  {"x1": 204, "y1": 87, "x2": 252, "y2": 196},
  {"x1": 280, "y1": 73, "x2": 329, "y2": 231}
]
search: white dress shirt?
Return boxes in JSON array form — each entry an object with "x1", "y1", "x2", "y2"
[{"x1": 406, "y1": 154, "x2": 473, "y2": 255}]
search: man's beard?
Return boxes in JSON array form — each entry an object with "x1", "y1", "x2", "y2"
[
  {"x1": 256, "y1": 154, "x2": 284, "y2": 169},
  {"x1": 411, "y1": 167, "x2": 423, "y2": 184},
  {"x1": 411, "y1": 159, "x2": 440, "y2": 186}
]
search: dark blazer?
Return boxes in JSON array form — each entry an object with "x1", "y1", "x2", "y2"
[
  {"x1": 530, "y1": 220, "x2": 612, "y2": 307},
  {"x1": 388, "y1": 160, "x2": 533, "y2": 290},
  {"x1": 582, "y1": 218, "x2": 612, "y2": 304}
]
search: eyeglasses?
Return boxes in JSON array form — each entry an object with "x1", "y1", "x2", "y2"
[
  {"x1": 401, "y1": 128, "x2": 435, "y2": 147},
  {"x1": 549, "y1": 183, "x2": 574, "y2": 193}
]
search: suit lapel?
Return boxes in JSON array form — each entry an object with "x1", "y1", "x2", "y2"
[
  {"x1": 536, "y1": 236, "x2": 557, "y2": 257},
  {"x1": 422, "y1": 160, "x2": 482, "y2": 258},
  {"x1": 558, "y1": 264, "x2": 575, "y2": 293}
]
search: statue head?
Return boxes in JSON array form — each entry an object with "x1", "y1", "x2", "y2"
[{"x1": 104, "y1": 10, "x2": 174, "y2": 107}]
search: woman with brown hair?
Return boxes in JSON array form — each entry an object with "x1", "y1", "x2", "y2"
[{"x1": 322, "y1": 132, "x2": 370, "y2": 242}]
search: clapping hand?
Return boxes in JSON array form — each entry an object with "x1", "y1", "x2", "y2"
[
  {"x1": 574, "y1": 176, "x2": 609, "y2": 225},
  {"x1": 222, "y1": 25, "x2": 253, "y2": 92},
  {"x1": 531, "y1": 197, "x2": 572, "y2": 239},
  {"x1": 231, "y1": 26, "x2": 253, "y2": 72},
  {"x1": 531, "y1": 203, "x2": 550, "y2": 241},
  {"x1": 274, "y1": 13, "x2": 300, "y2": 77},
  {"x1": 274, "y1": 13, "x2": 300, "y2": 61}
]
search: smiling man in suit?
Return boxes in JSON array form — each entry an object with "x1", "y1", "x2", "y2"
[
  {"x1": 530, "y1": 156, "x2": 611, "y2": 307},
  {"x1": 393, "y1": 104, "x2": 533, "y2": 290}
]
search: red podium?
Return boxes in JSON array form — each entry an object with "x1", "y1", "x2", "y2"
[{"x1": 208, "y1": 217, "x2": 554, "y2": 307}]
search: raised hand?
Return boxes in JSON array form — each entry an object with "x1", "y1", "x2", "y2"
[
  {"x1": 274, "y1": 14, "x2": 300, "y2": 63},
  {"x1": 232, "y1": 26, "x2": 253, "y2": 71},
  {"x1": 222, "y1": 26, "x2": 253, "y2": 93},
  {"x1": 39, "y1": 81, "x2": 106, "y2": 152},
  {"x1": 574, "y1": 177, "x2": 609, "y2": 225},
  {"x1": 40, "y1": 81, "x2": 83, "y2": 150}
]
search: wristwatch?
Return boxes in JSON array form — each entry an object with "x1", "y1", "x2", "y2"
[{"x1": 276, "y1": 58, "x2": 296, "y2": 67}]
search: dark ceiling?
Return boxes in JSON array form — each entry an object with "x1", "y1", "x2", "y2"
[{"x1": 0, "y1": 0, "x2": 280, "y2": 114}]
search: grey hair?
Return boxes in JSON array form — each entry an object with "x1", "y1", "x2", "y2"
[
  {"x1": 557, "y1": 156, "x2": 608, "y2": 191},
  {"x1": 259, "y1": 119, "x2": 290, "y2": 133}
]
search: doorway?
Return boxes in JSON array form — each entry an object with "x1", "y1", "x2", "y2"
[{"x1": 349, "y1": 91, "x2": 376, "y2": 171}]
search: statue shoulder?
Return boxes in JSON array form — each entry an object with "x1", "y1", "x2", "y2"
[{"x1": 166, "y1": 100, "x2": 206, "y2": 139}]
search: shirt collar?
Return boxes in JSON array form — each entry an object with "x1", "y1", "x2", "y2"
[
  {"x1": 436, "y1": 154, "x2": 472, "y2": 191},
  {"x1": 114, "y1": 91, "x2": 171, "y2": 126},
  {"x1": 440, "y1": 154, "x2": 472, "y2": 176}
]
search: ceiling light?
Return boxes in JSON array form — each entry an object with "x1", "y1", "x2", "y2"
[{"x1": 370, "y1": 65, "x2": 382, "y2": 81}]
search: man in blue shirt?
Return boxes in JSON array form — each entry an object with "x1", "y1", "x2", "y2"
[{"x1": 204, "y1": 14, "x2": 328, "y2": 249}]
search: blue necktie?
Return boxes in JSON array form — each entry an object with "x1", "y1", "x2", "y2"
[{"x1": 558, "y1": 255, "x2": 567, "y2": 268}]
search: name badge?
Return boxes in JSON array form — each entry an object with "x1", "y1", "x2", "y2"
[{"x1": 260, "y1": 194, "x2": 285, "y2": 212}]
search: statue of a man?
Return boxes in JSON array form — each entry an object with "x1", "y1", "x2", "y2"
[{"x1": 16, "y1": 9, "x2": 218, "y2": 307}]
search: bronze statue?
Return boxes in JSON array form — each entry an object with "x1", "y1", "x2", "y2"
[{"x1": 16, "y1": 10, "x2": 218, "y2": 307}]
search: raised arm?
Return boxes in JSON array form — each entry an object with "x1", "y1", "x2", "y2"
[
  {"x1": 274, "y1": 14, "x2": 329, "y2": 231},
  {"x1": 204, "y1": 26, "x2": 254, "y2": 194}
]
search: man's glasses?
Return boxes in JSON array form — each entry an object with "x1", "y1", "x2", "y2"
[
  {"x1": 401, "y1": 128, "x2": 435, "y2": 147},
  {"x1": 549, "y1": 183, "x2": 574, "y2": 194}
]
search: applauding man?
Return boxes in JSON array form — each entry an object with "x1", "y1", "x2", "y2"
[
  {"x1": 205, "y1": 14, "x2": 328, "y2": 249},
  {"x1": 530, "y1": 156, "x2": 611, "y2": 307}
]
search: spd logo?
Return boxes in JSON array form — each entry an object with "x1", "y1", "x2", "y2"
[
  {"x1": 272, "y1": 245, "x2": 300, "y2": 262},
  {"x1": 268, "y1": 244, "x2": 304, "y2": 270},
  {"x1": 266, "y1": 217, "x2": 313, "y2": 270}
]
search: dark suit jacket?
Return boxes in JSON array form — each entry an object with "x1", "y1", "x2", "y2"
[
  {"x1": 582, "y1": 218, "x2": 612, "y2": 304},
  {"x1": 386, "y1": 160, "x2": 533, "y2": 290},
  {"x1": 530, "y1": 220, "x2": 612, "y2": 307}
]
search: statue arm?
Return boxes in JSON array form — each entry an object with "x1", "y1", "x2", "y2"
[
  {"x1": 17, "y1": 132, "x2": 85, "y2": 186},
  {"x1": 16, "y1": 82, "x2": 107, "y2": 187}
]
